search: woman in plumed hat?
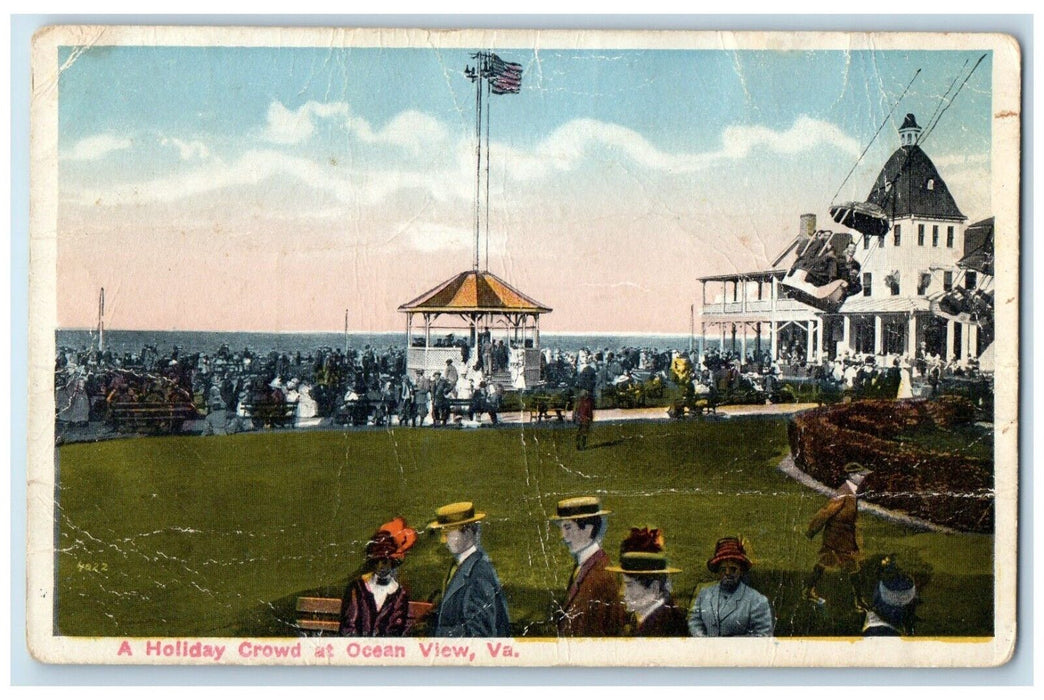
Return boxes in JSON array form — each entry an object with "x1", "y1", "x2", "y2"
[
  {"x1": 688, "y1": 537, "x2": 774, "y2": 637},
  {"x1": 606, "y1": 528, "x2": 687, "y2": 636},
  {"x1": 339, "y1": 517, "x2": 417, "y2": 636}
]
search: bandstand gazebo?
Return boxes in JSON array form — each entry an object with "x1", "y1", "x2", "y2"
[{"x1": 398, "y1": 270, "x2": 552, "y2": 389}]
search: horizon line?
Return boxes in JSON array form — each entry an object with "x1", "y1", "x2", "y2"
[{"x1": 57, "y1": 327, "x2": 694, "y2": 337}]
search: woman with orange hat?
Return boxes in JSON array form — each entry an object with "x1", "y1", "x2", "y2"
[{"x1": 339, "y1": 517, "x2": 417, "y2": 637}]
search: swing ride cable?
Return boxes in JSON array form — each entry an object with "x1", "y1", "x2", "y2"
[
  {"x1": 830, "y1": 69, "x2": 921, "y2": 206},
  {"x1": 917, "y1": 58, "x2": 969, "y2": 146},
  {"x1": 919, "y1": 53, "x2": 987, "y2": 145}
]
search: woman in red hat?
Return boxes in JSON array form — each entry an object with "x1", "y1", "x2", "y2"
[
  {"x1": 339, "y1": 517, "x2": 417, "y2": 637},
  {"x1": 688, "y1": 537, "x2": 774, "y2": 637}
]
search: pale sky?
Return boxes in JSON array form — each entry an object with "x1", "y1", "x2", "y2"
[{"x1": 55, "y1": 46, "x2": 993, "y2": 332}]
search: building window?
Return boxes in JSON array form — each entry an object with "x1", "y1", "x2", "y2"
[
  {"x1": 927, "y1": 178, "x2": 935, "y2": 191},
  {"x1": 863, "y1": 234, "x2": 870, "y2": 250},
  {"x1": 917, "y1": 272, "x2": 931, "y2": 295},
  {"x1": 893, "y1": 224, "x2": 901, "y2": 247},
  {"x1": 886, "y1": 272, "x2": 900, "y2": 296},
  {"x1": 863, "y1": 272, "x2": 872, "y2": 296},
  {"x1": 918, "y1": 224, "x2": 925, "y2": 246},
  {"x1": 946, "y1": 226, "x2": 954, "y2": 248},
  {"x1": 965, "y1": 271, "x2": 977, "y2": 290},
  {"x1": 932, "y1": 225, "x2": 939, "y2": 247},
  {"x1": 943, "y1": 271, "x2": 953, "y2": 291}
]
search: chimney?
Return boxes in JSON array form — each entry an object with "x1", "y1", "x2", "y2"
[{"x1": 800, "y1": 213, "x2": 816, "y2": 237}]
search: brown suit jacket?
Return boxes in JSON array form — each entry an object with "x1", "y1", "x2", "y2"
[{"x1": 557, "y1": 548, "x2": 627, "y2": 637}]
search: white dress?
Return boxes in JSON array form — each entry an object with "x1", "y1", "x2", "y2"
[
  {"x1": 295, "y1": 384, "x2": 321, "y2": 426},
  {"x1": 897, "y1": 368, "x2": 913, "y2": 399}
]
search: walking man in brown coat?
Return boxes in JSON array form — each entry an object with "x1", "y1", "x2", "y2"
[
  {"x1": 804, "y1": 462, "x2": 873, "y2": 609},
  {"x1": 550, "y1": 496, "x2": 626, "y2": 637}
]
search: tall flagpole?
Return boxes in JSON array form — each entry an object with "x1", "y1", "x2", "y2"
[
  {"x1": 485, "y1": 77, "x2": 491, "y2": 272},
  {"x1": 473, "y1": 54, "x2": 484, "y2": 272}
]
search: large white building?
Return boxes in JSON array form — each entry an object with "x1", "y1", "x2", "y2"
[{"x1": 698, "y1": 114, "x2": 991, "y2": 364}]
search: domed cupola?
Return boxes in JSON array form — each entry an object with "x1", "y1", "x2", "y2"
[
  {"x1": 865, "y1": 114, "x2": 966, "y2": 222},
  {"x1": 899, "y1": 113, "x2": 922, "y2": 147}
]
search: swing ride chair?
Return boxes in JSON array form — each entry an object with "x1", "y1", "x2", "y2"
[
  {"x1": 780, "y1": 230, "x2": 863, "y2": 313},
  {"x1": 928, "y1": 215, "x2": 995, "y2": 329}
]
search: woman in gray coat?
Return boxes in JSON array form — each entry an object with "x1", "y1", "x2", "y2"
[{"x1": 688, "y1": 537, "x2": 774, "y2": 637}]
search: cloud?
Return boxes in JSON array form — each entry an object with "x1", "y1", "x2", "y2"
[
  {"x1": 75, "y1": 149, "x2": 353, "y2": 206},
  {"x1": 161, "y1": 137, "x2": 210, "y2": 161},
  {"x1": 64, "y1": 134, "x2": 133, "y2": 161},
  {"x1": 500, "y1": 115, "x2": 862, "y2": 181},
  {"x1": 68, "y1": 109, "x2": 865, "y2": 215},
  {"x1": 262, "y1": 100, "x2": 448, "y2": 153}
]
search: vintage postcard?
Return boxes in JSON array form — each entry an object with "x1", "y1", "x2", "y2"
[{"x1": 27, "y1": 26, "x2": 1020, "y2": 667}]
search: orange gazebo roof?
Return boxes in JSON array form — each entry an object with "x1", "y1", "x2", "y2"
[{"x1": 398, "y1": 270, "x2": 551, "y2": 315}]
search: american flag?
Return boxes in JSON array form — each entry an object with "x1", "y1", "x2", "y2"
[{"x1": 482, "y1": 53, "x2": 523, "y2": 94}]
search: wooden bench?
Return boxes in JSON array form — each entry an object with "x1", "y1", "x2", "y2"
[
  {"x1": 241, "y1": 401, "x2": 298, "y2": 428},
  {"x1": 294, "y1": 596, "x2": 433, "y2": 636},
  {"x1": 526, "y1": 394, "x2": 573, "y2": 423},
  {"x1": 110, "y1": 402, "x2": 198, "y2": 434},
  {"x1": 666, "y1": 394, "x2": 717, "y2": 419}
]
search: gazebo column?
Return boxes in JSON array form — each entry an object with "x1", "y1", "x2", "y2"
[
  {"x1": 720, "y1": 323, "x2": 726, "y2": 352},
  {"x1": 842, "y1": 316, "x2": 851, "y2": 356},
  {"x1": 874, "y1": 315, "x2": 884, "y2": 356},
  {"x1": 946, "y1": 320, "x2": 956, "y2": 360},
  {"x1": 740, "y1": 322, "x2": 747, "y2": 360},
  {"x1": 968, "y1": 323, "x2": 978, "y2": 358},
  {"x1": 770, "y1": 320, "x2": 778, "y2": 360},
  {"x1": 806, "y1": 320, "x2": 814, "y2": 363}
]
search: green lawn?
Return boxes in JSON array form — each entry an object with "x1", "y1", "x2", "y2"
[{"x1": 55, "y1": 417, "x2": 994, "y2": 638}]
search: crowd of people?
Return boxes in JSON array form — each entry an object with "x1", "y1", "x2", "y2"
[
  {"x1": 54, "y1": 342, "x2": 409, "y2": 434},
  {"x1": 336, "y1": 473, "x2": 918, "y2": 639},
  {"x1": 54, "y1": 335, "x2": 991, "y2": 438}
]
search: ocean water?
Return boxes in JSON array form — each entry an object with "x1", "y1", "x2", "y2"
[{"x1": 55, "y1": 329, "x2": 702, "y2": 358}]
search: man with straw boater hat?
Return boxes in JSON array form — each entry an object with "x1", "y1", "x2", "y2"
[
  {"x1": 688, "y1": 537, "x2": 774, "y2": 637},
  {"x1": 427, "y1": 502, "x2": 510, "y2": 637},
  {"x1": 549, "y1": 496, "x2": 626, "y2": 637},
  {"x1": 606, "y1": 528, "x2": 688, "y2": 636},
  {"x1": 804, "y1": 462, "x2": 874, "y2": 608}
]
